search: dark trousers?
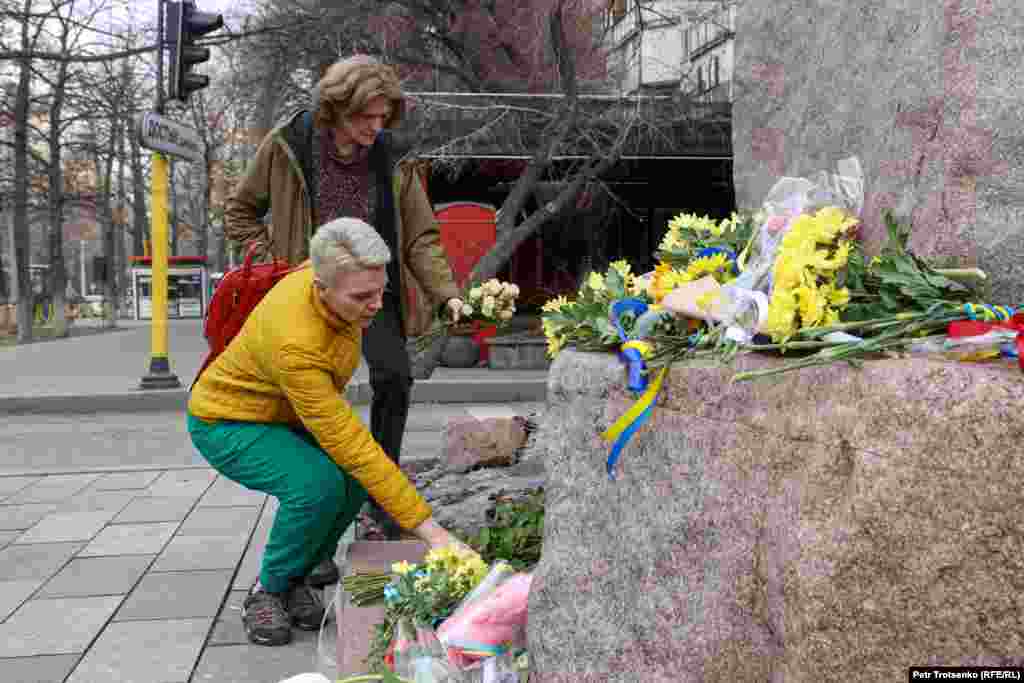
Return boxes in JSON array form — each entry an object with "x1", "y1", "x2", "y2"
[{"x1": 363, "y1": 293, "x2": 412, "y2": 536}]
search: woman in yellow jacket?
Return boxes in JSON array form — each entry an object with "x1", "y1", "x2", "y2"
[{"x1": 187, "y1": 217, "x2": 465, "y2": 647}]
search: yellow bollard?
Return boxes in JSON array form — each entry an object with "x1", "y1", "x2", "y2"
[{"x1": 140, "y1": 152, "x2": 181, "y2": 390}]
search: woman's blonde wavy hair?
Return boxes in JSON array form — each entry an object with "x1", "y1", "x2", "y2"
[{"x1": 314, "y1": 55, "x2": 405, "y2": 130}]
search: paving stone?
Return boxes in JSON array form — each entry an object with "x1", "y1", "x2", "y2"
[
  {"x1": 232, "y1": 501, "x2": 275, "y2": 590},
  {"x1": 145, "y1": 470, "x2": 216, "y2": 498},
  {"x1": 0, "y1": 542, "x2": 82, "y2": 582},
  {"x1": 0, "y1": 504, "x2": 59, "y2": 531},
  {"x1": 177, "y1": 506, "x2": 261, "y2": 537},
  {"x1": 152, "y1": 534, "x2": 248, "y2": 572},
  {"x1": 0, "y1": 654, "x2": 81, "y2": 683},
  {"x1": 115, "y1": 569, "x2": 233, "y2": 620},
  {"x1": 0, "y1": 531, "x2": 20, "y2": 549},
  {"x1": 193, "y1": 634, "x2": 323, "y2": 683},
  {"x1": 79, "y1": 522, "x2": 178, "y2": 557},
  {"x1": 92, "y1": 471, "x2": 162, "y2": 491},
  {"x1": 207, "y1": 589, "x2": 251, "y2": 646},
  {"x1": 0, "y1": 596, "x2": 122, "y2": 657},
  {"x1": 12, "y1": 510, "x2": 117, "y2": 544},
  {"x1": 37, "y1": 556, "x2": 154, "y2": 599},
  {"x1": 3, "y1": 475, "x2": 101, "y2": 504},
  {"x1": 0, "y1": 580, "x2": 43, "y2": 622},
  {"x1": 196, "y1": 477, "x2": 267, "y2": 507},
  {"x1": 65, "y1": 618, "x2": 211, "y2": 683},
  {"x1": 57, "y1": 491, "x2": 136, "y2": 514},
  {"x1": 0, "y1": 476, "x2": 41, "y2": 500},
  {"x1": 112, "y1": 496, "x2": 196, "y2": 524}
]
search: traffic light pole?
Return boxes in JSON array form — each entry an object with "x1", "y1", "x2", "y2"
[{"x1": 140, "y1": 0, "x2": 181, "y2": 390}]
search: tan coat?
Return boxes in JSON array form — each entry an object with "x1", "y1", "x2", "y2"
[
  {"x1": 224, "y1": 111, "x2": 459, "y2": 336},
  {"x1": 188, "y1": 267, "x2": 433, "y2": 530}
]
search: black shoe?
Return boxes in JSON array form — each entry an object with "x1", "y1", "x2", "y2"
[
  {"x1": 307, "y1": 558, "x2": 340, "y2": 587},
  {"x1": 242, "y1": 585, "x2": 292, "y2": 646},
  {"x1": 286, "y1": 579, "x2": 326, "y2": 631}
]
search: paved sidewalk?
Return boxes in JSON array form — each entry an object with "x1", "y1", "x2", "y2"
[
  {"x1": 0, "y1": 319, "x2": 548, "y2": 414},
  {"x1": 0, "y1": 402, "x2": 534, "y2": 683}
]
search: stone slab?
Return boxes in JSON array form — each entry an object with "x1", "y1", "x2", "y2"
[
  {"x1": 115, "y1": 569, "x2": 233, "y2": 621},
  {"x1": 65, "y1": 618, "x2": 212, "y2": 683},
  {"x1": 207, "y1": 589, "x2": 251, "y2": 646},
  {"x1": 152, "y1": 534, "x2": 248, "y2": 572},
  {"x1": 191, "y1": 638, "x2": 325, "y2": 683},
  {"x1": 0, "y1": 504, "x2": 60, "y2": 531},
  {"x1": 464, "y1": 404, "x2": 527, "y2": 420},
  {"x1": 37, "y1": 555, "x2": 154, "y2": 599},
  {"x1": 337, "y1": 541, "x2": 428, "y2": 678},
  {"x1": 177, "y1": 506, "x2": 261, "y2": 537},
  {"x1": 92, "y1": 471, "x2": 162, "y2": 490},
  {"x1": 0, "y1": 654, "x2": 81, "y2": 683},
  {"x1": 196, "y1": 477, "x2": 267, "y2": 507},
  {"x1": 0, "y1": 531, "x2": 20, "y2": 549},
  {"x1": 0, "y1": 596, "x2": 122, "y2": 657},
  {"x1": 144, "y1": 469, "x2": 216, "y2": 498},
  {"x1": 3, "y1": 475, "x2": 101, "y2": 504},
  {"x1": 13, "y1": 510, "x2": 117, "y2": 544},
  {"x1": 0, "y1": 580, "x2": 44, "y2": 622},
  {"x1": 0, "y1": 542, "x2": 83, "y2": 582},
  {"x1": 232, "y1": 503, "x2": 274, "y2": 590},
  {"x1": 0, "y1": 476, "x2": 41, "y2": 500},
  {"x1": 112, "y1": 496, "x2": 196, "y2": 523},
  {"x1": 79, "y1": 522, "x2": 178, "y2": 557},
  {"x1": 56, "y1": 491, "x2": 136, "y2": 514}
]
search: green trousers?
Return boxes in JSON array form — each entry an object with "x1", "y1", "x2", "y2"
[{"x1": 186, "y1": 413, "x2": 368, "y2": 593}]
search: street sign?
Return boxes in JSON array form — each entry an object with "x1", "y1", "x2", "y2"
[{"x1": 136, "y1": 111, "x2": 203, "y2": 162}]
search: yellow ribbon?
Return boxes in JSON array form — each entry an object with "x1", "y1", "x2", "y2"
[{"x1": 602, "y1": 366, "x2": 668, "y2": 443}]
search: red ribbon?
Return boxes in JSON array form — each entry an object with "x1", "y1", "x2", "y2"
[{"x1": 947, "y1": 312, "x2": 1024, "y2": 371}]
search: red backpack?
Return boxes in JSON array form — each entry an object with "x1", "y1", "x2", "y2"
[{"x1": 193, "y1": 242, "x2": 300, "y2": 388}]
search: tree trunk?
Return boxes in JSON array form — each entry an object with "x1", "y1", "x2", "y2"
[
  {"x1": 12, "y1": 6, "x2": 33, "y2": 344},
  {"x1": 47, "y1": 49, "x2": 70, "y2": 338},
  {"x1": 94, "y1": 133, "x2": 118, "y2": 329},
  {"x1": 130, "y1": 121, "x2": 148, "y2": 256}
]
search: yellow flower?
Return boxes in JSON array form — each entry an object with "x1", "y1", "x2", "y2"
[
  {"x1": 814, "y1": 207, "x2": 858, "y2": 241},
  {"x1": 827, "y1": 286, "x2": 850, "y2": 308},
  {"x1": 684, "y1": 252, "x2": 733, "y2": 284},
  {"x1": 764, "y1": 289, "x2": 799, "y2": 342},
  {"x1": 391, "y1": 561, "x2": 415, "y2": 576},
  {"x1": 587, "y1": 271, "x2": 606, "y2": 292},
  {"x1": 795, "y1": 284, "x2": 826, "y2": 327},
  {"x1": 542, "y1": 296, "x2": 569, "y2": 314},
  {"x1": 609, "y1": 260, "x2": 632, "y2": 279},
  {"x1": 658, "y1": 228, "x2": 686, "y2": 253},
  {"x1": 650, "y1": 263, "x2": 691, "y2": 302},
  {"x1": 547, "y1": 335, "x2": 564, "y2": 358}
]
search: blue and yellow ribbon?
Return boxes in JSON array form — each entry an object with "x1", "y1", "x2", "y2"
[{"x1": 601, "y1": 298, "x2": 671, "y2": 480}]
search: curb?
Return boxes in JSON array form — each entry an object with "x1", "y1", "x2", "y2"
[{"x1": 0, "y1": 377, "x2": 549, "y2": 416}]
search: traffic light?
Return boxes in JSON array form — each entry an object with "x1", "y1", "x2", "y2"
[{"x1": 166, "y1": 1, "x2": 224, "y2": 102}]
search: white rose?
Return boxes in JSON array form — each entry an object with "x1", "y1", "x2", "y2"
[
  {"x1": 508, "y1": 284, "x2": 520, "y2": 298},
  {"x1": 483, "y1": 295, "x2": 496, "y2": 309},
  {"x1": 498, "y1": 309, "x2": 514, "y2": 321},
  {"x1": 461, "y1": 304, "x2": 474, "y2": 317},
  {"x1": 484, "y1": 279, "x2": 502, "y2": 296},
  {"x1": 469, "y1": 287, "x2": 483, "y2": 302}
]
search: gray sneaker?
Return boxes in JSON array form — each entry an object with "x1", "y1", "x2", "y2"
[
  {"x1": 286, "y1": 579, "x2": 326, "y2": 631},
  {"x1": 307, "y1": 558, "x2": 339, "y2": 587},
  {"x1": 242, "y1": 586, "x2": 292, "y2": 646}
]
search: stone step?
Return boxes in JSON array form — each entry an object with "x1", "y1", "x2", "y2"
[{"x1": 335, "y1": 540, "x2": 428, "y2": 678}]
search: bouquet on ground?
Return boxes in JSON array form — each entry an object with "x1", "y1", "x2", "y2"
[
  {"x1": 343, "y1": 544, "x2": 489, "y2": 674},
  {"x1": 412, "y1": 279, "x2": 521, "y2": 354}
]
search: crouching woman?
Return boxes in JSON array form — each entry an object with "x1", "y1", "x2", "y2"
[{"x1": 186, "y1": 217, "x2": 464, "y2": 646}]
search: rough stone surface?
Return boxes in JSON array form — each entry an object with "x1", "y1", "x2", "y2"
[
  {"x1": 527, "y1": 350, "x2": 1024, "y2": 681},
  {"x1": 442, "y1": 417, "x2": 528, "y2": 474},
  {"x1": 733, "y1": 0, "x2": 1024, "y2": 303}
]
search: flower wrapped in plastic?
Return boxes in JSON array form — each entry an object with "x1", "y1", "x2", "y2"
[{"x1": 436, "y1": 562, "x2": 533, "y2": 671}]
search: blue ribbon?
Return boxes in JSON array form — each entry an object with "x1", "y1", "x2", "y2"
[{"x1": 610, "y1": 298, "x2": 651, "y2": 392}]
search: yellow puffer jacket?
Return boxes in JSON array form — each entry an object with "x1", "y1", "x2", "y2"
[{"x1": 187, "y1": 267, "x2": 432, "y2": 530}]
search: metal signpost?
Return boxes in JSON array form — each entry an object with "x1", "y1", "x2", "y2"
[{"x1": 139, "y1": 0, "x2": 222, "y2": 391}]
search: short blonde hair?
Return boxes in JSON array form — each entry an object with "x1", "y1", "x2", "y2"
[
  {"x1": 309, "y1": 217, "x2": 391, "y2": 286},
  {"x1": 314, "y1": 55, "x2": 405, "y2": 130}
]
